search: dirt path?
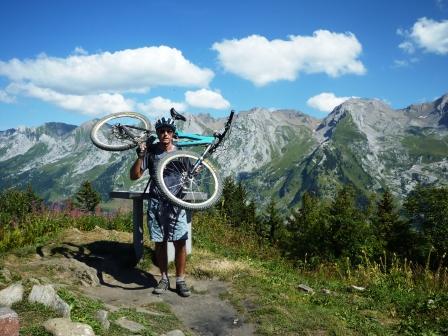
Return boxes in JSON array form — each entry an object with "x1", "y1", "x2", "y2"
[{"x1": 5, "y1": 228, "x2": 255, "y2": 335}]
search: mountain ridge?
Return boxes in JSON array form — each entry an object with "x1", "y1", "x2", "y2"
[{"x1": 1, "y1": 94, "x2": 448, "y2": 206}]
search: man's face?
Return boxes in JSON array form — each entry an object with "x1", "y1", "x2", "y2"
[{"x1": 157, "y1": 128, "x2": 174, "y2": 145}]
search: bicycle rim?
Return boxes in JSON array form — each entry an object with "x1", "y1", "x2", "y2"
[
  {"x1": 155, "y1": 151, "x2": 222, "y2": 210},
  {"x1": 90, "y1": 112, "x2": 151, "y2": 151}
]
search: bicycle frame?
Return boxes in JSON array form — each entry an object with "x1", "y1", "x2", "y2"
[{"x1": 175, "y1": 132, "x2": 215, "y2": 147}]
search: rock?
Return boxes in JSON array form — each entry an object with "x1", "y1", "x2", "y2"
[
  {"x1": 0, "y1": 268, "x2": 12, "y2": 283},
  {"x1": 114, "y1": 317, "x2": 145, "y2": 333},
  {"x1": 43, "y1": 318, "x2": 95, "y2": 336},
  {"x1": 0, "y1": 307, "x2": 19, "y2": 336},
  {"x1": 95, "y1": 309, "x2": 110, "y2": 330},
  {"x1": 297, "y1": 284, "x2": 314, "y2": 293},
  {"x1": 164, "y1": 330, "x2": 185, "y2": 336},
  {"x1": 69, "y1": 259, "x2": 100, "y2": 287},
  {"x1": 322, "y1": 289, "x2": 331, "y2": 295},
  {"x1": 350, "y1": 285, "x2": 366, "y2": 292},
  {"x1": 192, "y1": 283, "x2": 208, "y2": 294},
  {"x1": 28, "y1": 285, "x2": 70, "y2": 318},
  {"x1": 0, "y1": 283, "x2": 24, "y2": 307}
]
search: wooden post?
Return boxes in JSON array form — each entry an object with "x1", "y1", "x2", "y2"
[
  {"x1": 109, "y1": 191, "x2": 192, "y2": 266},
  {"x1": 132, "y1": 198, "x2": 144, "y2": 263}
]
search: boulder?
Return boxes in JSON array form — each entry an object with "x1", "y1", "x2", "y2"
[
  {"x1": 0, "y1": 283, "x2": 24, "y2": 307},
  {"x1": 0, "y1": 307, "x2": 19, "y2": 336},
  {"x1": 28, "y1": 285, "x2": 70, "y2": 318},
  {"x1": 43, "y1": 318, "x2": 95, "y2": 336},
  {"x1": 114, "y1": 317, "x2": 145, "y2": 333},
  {"x1": 95, "y1": 309, "x2": 110, "y2": 330}
]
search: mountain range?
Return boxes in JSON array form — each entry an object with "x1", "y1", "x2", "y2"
[{"x1": 1, "y1": 93, "x2": 447, "y2": 207}]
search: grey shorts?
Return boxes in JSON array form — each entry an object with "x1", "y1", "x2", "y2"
[{"x1": 147, "y1": 198, "x2": 188, "y2": 242}]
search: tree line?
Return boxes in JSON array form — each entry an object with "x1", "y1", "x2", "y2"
[{"x1": 217, "y1": 177, "x2": 448, "y2": 269}]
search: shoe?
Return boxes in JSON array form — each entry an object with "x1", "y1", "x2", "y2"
[
  {"x1": 153, "y1": 278, "x2": 169, "y2": 294},
  {"x1": 176, "y1": 280, "x2": 191, "y2": 297}
]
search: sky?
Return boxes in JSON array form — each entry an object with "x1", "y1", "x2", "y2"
[{"x1": 0, "y1": 0, "x2": 447, "y2": 130}]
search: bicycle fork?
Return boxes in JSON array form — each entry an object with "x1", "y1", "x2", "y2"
[{"x1": 188, "y1": 143, "x2": 214, "y2": 178}]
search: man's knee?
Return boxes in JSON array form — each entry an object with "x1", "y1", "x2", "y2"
[{"x1": 173, "y1": 240, "x2": 186, "y2": 250}]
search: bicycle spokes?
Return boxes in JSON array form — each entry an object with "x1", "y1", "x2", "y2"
[{"x1": 161, "y1": 156, "x2": 217, "y2": 205}]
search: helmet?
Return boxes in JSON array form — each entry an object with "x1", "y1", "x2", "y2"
[{"x1": 155, "y1": 117, "x2": 176, "y2": 132}]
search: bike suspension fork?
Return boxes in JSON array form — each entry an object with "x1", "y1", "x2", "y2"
[{"x1": 188, "y1": 143, "x2": 214, "y2": 178}]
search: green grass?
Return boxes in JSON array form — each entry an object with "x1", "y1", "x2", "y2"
[
  {"x1": 402, "y1": 133, "x2": 448, "y2": 163},
  {"x1": 191, "y1": 211, "x2": 448, "y2": 335},
  {"x1": 12, "y1": 300, "x2": 59, "y2": 336},
  {"x1": 0, "y1": 209, "x2": 132, "y2": 254}
]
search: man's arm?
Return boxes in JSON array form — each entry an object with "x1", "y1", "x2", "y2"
[
  {"x1": 130, "y1": 157, "x2": 144, "y2": 180},
  {"x1": 130, "y1": 143, "x2": 147, "y2": 180}
]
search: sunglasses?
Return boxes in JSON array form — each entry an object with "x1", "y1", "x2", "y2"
[{"x1": 157, "y1": 128, "x2": 174, "y2": 134}]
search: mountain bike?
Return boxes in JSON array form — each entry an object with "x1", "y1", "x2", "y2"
[{"x1": 90, "y1": 108, "x2": 235, "y2": 210}]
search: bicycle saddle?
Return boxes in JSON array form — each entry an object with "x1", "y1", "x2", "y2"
[{"x1": 170, "y1": 108, "x2": 187, "y2": 121}]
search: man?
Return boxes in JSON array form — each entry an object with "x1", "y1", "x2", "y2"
[{"x1": 130, "y1": 117, "x2": 191, "y2": 297}]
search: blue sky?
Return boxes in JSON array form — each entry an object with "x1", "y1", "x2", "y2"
[{"x1": 0, "y1": 0, "x2": 447, "y2": 130}]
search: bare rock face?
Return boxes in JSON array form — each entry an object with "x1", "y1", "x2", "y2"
[
  {"x1": 114, "y1": 316, "x2": 145, "y2": 333},
  {"x1": 0, "y1": 307, "x2": 19, "y2": 336},
  {"x1": 28, "y1": 285, "x2": 70, "y2": 318},
  {"x1": 0, "y1": 283, "x2": 24, "y2": 307},
  {"x1": 68, "y1": 259, "x2": 100, "y2": 287},
  {"x1": 43, "y1": 318, "x2": 95, "y2": 336}
]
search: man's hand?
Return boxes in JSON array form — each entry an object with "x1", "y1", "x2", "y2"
[{"x1": 136, "y1": 142, "x2": 147, "y2": 159}]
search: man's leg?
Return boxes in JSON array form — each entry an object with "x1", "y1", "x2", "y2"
[
  {"x1": 155, "y1": 241, "x2": 168, "y2": 276},
  {"x1": 153, "y1": 241, "x2": 169, "y2": 294},
  {"x1": 174, "y1": 240, "x2": 190, "y2": 297},
  {"x1": 173, "y1": 240, "x2": 186, "y2": 277}
]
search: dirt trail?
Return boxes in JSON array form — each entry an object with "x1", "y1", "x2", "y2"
[{"x1": 5, "y1": 228, "x2": 255, "y2": 335}]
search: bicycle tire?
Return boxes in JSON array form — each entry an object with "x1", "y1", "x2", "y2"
[
  {"x1": 90, "y1": 112, "x2": 151, "y2": 151},
  {"x1": 154, "y1": 150, "x2": 223, "y2": 210}
]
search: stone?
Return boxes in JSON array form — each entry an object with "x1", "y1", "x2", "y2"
[
  {"x1": 28, "y1": 285, "x2": 71, "y2": 318},
  {"x1": 0, "y1": 307, "x2": 19, "y2": 336},
  {"x1": 43, "y1": 318, "x2": 95, "y2": 336},
  {"x1": 114, "y1": 317, "x2": 145, "y2": 333},
  {"x1": 165, "y1": 330, "x2": 185, "y2": 336},
  {"x1": 95, "y1": 309, "x2": 110, "y2": 330},
  {"x1": 350, "y1": 285, "x2": 366, "y2": 292},
  {"x1": 192, "y1": 283, "x2": 208, "y2": 294},
  {"x1": 0, "y1": 283, "x2": 24, "y2": 307},
  {"x1": 322, "y1": 289, "x2": 331, "y2": 295},
  {"x1": 69, "y1": 259, "x2": 100, "y2": 287},
  {"x1": 297, "y1": 284, "x2": 314, "y2": 293}
]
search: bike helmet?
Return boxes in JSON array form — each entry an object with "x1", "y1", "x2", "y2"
[{"x1": 155, "y1": 117, "x2": 176, "y2": 132}]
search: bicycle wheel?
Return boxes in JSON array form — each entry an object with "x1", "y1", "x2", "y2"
[
  {"x1": 154, "y1": 150, "x2": 223, "y2": 210},
  {"x1": 90, "y1": 112, "x2": 151, "y2": 151}
]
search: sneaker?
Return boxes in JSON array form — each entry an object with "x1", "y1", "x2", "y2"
[
  {"x1": 176, "y1": 280, "x2": 191, "y2": 297},
  {"x1": 153, "y1": 278, "x2": 169, "y2": 294}
]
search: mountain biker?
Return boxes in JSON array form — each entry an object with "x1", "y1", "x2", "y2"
[{"x1": 130, "y1": 117, "x2": 191, "y2": 297}]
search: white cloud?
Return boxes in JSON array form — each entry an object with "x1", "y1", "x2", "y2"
[
  {"x1": 8, "y1": 82, "x2": 134, "y2": 115},
  {"x1": 0, "y1": 90, "x2": 15, "y2": 103},
  {"x1": 398, "y1": 41, "x2": 416, "y2": 54},
  {"x1": 399, "y1": 17, "x2": 448, "y2": 55},
  {"x1": 212, "y1": 31, "x2": 366, "y2": 86},
  {"x1": 0, "y1": 46, "x2": 214, "y2": 95},
  {"x1": 185, "y1": 89, "x2": 230, "y2": 109},
  {"x1": 137, "y1": 96, "x2": 186, "y2": 118},
  {"x1": 307, "y1": 92, "x2": 355, "y2": 113},
  {"x1": 72, "y1": 47, "x2": 88, "y2": 56}
]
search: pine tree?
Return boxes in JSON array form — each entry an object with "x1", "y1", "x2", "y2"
[
  {"x1": 328, "y1": 184, "x2": 372, "y2": 261},
  {"x1": 374, "y1": 188, "x2": 413, "y2": 257},
  {"x1": 404, "y1": 184, "x2": 448, "y2": 262},
  {"x1": 287, "y1": 192, "x2": 330, "y2": 261},
  {"x1": 264, "y1": 198, "x2": 283, "y2": 244},
  {"x1": 74, "y1": 181, "x2": 101, "y2": 212}
]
